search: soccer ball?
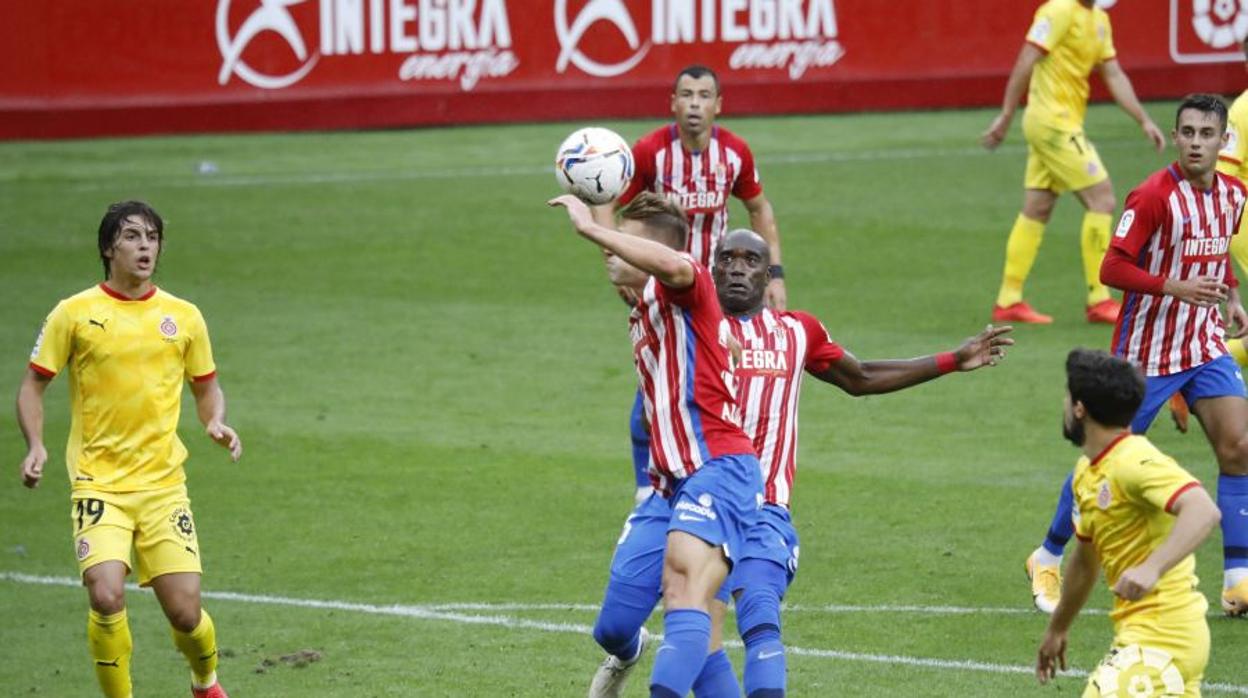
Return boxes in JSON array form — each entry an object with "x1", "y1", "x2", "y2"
[{"x1": 554, "y1": 127, "x2": 634, "y2": 205}]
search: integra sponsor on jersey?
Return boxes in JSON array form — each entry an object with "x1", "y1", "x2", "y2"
[
  {"x1": 1182, "y1": 235, "x2": 1231, "y2": 262},
  {"x1": 740, "y1": 348, "x2": 788, "y2": 375},
  {"x1": 669, "y1": 190, "x2": 726, "y2": 214},
  {"x1": 653, "y1": 0, "x2": 844, "y2": 80}
]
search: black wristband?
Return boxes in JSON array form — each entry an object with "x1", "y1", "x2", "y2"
[{"x1": 768, "y1": 264, "x2": 785, "y2": 280}]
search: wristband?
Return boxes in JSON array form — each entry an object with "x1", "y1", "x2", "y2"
[
  {"x1": 768, "y1": 264, "x2": 784, "y2": 280},
  {"x1": 935, "y1": 352, "x2": 958, "y2": 375}
]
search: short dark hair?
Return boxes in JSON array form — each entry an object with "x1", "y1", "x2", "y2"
[
  {"x1": 1065, "y1": 348, "x2": 1145, "y2": 428},
  {"x1": 1175, "y1": 93, "x2": 1228, "y2": 131},
  {"x1": 618, "y1": 192, "x2": 689, "y2": 250},
  {"x1": 98, "y1": 200, "x2": 163, "y2": 279},
  {"x1": 674, "y1": 65, "x2": 720, "y2": 95}
]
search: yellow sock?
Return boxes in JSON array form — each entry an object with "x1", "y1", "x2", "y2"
[
  {"x1": 171, "y1": 608, "x2": 219, "y2": 689},
  {"x1": 1229, "y1": 338, "x2": 1248, "y2": 368},
  {"x1": 997, "y1": 214, "x2": 1046, "y2": 307},
  {"x1": 88, "y1": 609, "x2": 133, "y2": 698},
  {"x1": 1081, "y1": 211, "x2": 1113, "y2": 305}
]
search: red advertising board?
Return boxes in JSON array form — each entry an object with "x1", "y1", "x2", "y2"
[{"x1": 1, "y1": 0, "x2": 1244, "y2": 139}]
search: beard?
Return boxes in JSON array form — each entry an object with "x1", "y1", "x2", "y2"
[{"x1": 1062, "y1": 416, "x2": 1085, "y2": 447}]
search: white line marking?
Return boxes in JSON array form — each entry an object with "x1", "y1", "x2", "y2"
[
  {"x1": 9, "y1": 138, "x2": 1139, "y2": 191},
  {"x1": 4, "y1": 572, "x2": 1244, "y2": 694}
]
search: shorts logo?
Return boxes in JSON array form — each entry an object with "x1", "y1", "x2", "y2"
[
  {"x1": 160, "y1": 316, "x2": 178, "y2": 337},
  {"x1": 1114, "y1": 210, "x2": 1135, "y2": 239},
  {"x1": 675, "y1": 499, "x2": 717, "y2": 521},
  {"x1": 77, "y1": 538, "x2": 90, "y2": 560},
  {"x1": 698, "y1": 494, "x2": 713, "y2": 508},
  {"x1": 170, "y1": 508, "x2": 195, "y2": 540},
  {"x1": 1097, "y1": 482, "x2": 1113, "y2": 510},
  {"x1": 1090, "y1": 644, "x2": 1185, "y2": 696}
]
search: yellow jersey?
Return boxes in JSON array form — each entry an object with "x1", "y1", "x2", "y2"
[
  {"x1": 1218, "y1": 89, "x2": 1248, "y2": 181},
  {"x1": 1071, "y1": 434, "x2": 1207, "y2": 626},
  {"x1": 29, "y1": 284, "x2": 216, "y2": 493},
  {"x1": 1024, "y1": 0, "x2": 1116, "y2": 128}
]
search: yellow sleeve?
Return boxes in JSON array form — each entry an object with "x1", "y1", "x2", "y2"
[
  {"x1": 1098, "y1": 13, "x2": 1116, "y2": 62},
  {"x1": 1026, "y1": 1, "x2": 1072, "y2": 53},
  {"x1": 1071, "y1": 468, "x2": 1093, "y2": 541},
  {"x1": 1118, "y1": 456, "x2": 1202, "y2": 515},
  {"x1": 184, "y1": 308, "x2": 217, "y2": 382},
  {"x1": 29, "y1": 302, "x2": 73, "y2": 377},
  {"x1": 1219, "y1": 102, "x2": 1248, "y2": 176}
]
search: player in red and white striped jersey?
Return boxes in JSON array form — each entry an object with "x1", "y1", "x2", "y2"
[
  {"x1": 1027, "y1": 95, "x2": 1248, "y2": 619},
  {"x1": 595, "y1": 64, "x2": 788, "y2": 501},
  {"x1": 708, "y1": 229, "x2": 1014, "y2": 696}
]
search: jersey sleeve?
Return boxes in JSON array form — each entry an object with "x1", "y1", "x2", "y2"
[
  {"x1": 1118, "y1": 455, "x2": 1202, "y2": 515},
  {"x1": 1219, "y1": 105, "x2": 1248, "y2": 173},
  {"x1": 617, "y1": 136, "x2": 656, "y2": 206},
  {"x1": 1110, "y1": 185, "x2": 1168, "y2": 259},
  {"x1": 1097, "y1": 12, "x2": 1116, "y2": 62},
  {"x1": 184, "y1": 307, "x2": 217, "y2": 383},
  {"x1": 1026, "y1": 1, "x2": 1072, "y2": 54},
  {"x1": 791, "y1": 311, "x2": 845, "y2": 374},
  {"x1": 1072, "y1": 469, "x2": 1093, "y2": 542},
  {"x1": 655, "y1": 257, "x2": 712, "y2": 309},
  {"x1": 29, "y1": 301, "x2": 73, "y2": 378},
  {"x1": 731, "y1": 140, "x2": 763, "y2": 201}
]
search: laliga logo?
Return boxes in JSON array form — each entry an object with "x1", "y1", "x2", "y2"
[
  {"x1": 217, "y1": 0, "x2": 319, "y2": 89},
  {"x1": 555, "y1": 0, "x2": 650, "y2": 77},
  {"x1": 1091, "y1": 644, "x2": 1186, "y2": 697},
  {"x1": 1192, "y1": 0, "x2": 1248, "y2": 49}
]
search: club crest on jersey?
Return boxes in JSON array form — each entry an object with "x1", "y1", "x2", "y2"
[
  {"x1": 1097, "y1": 481, "x2": 1113, "y2": 510},
  {"x1": 77, "y1": 538, "x2": 90, "y2": 560},
  {"x1": 159, "y1": 316, "x2": 178, "y2": 337}
]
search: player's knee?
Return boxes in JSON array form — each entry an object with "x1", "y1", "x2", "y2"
[
  {"x1": 735, "y1": 585, "x2": 782, "y2": 644},
  {"x1": 592, "y1": 612, "x2": 636, "y2": 654},
  {"x1": 87, "y1": 582, "x2": 126, "y2": 615},
  {"x1": 1215, "y1": 434, "x2": 1248, "y2": 474},
  {"x1": 164, "y1": 602, "x2": 202, "y2": 633}
]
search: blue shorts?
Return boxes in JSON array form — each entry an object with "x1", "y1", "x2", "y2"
[
  {"x1": 729, "y1": 504, "x2": 800, "y2": 594},
  {"x1": 608, "y1": 491, "x2": 670, "y2": 587},
  {"x1": 1132, "y1": 354, "x2": 1247, "y2": 433},
  {"x1": 668, "y1": 453, "x2": 765, "y2": 569}
]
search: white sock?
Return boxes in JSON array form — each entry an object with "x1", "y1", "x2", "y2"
[
  {"x1": 1226, "y1": 567, "x2": 1248, "y2": 589},
  {"x1": 191, "y1": 671, "x2": 217, "y2": 690},
  {"x1": 1033, "y1": 547, "x2": 1062, "y2": 568}
]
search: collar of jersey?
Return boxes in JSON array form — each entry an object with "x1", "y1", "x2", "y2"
[
  {"x1": 98, "y1": 283, "x2": 157, "y2": 302},
  {"x1": 1089, "y1": 431, "x2": 1131, "y2": 468}
]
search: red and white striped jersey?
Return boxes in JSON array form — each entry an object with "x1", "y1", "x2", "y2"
[
  {"x1": 727, "y1": 308, "x2": 844, "y2": 508},
  {"x1": 1111, "y1": 164, "x2": 1247, "y2": 376},
  {"x1": 631, "y1": 259, "x2": 755, "y2": 494},
  {"x1": 619, "y1": 124, "x2": 763, "y2": 267}
]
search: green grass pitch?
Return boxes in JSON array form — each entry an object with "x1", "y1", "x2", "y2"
[{"x1": 1, "y1": 102, "x2": 1246, "y2": 696}]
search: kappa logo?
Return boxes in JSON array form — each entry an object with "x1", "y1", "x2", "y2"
[
  {"x1": 554, "y1": 0, "x2": 650, "y2": 78},
  {"x1": 216, "y1": 0, "x2": 319, "y2": 89}
]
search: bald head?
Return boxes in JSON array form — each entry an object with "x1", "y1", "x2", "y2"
[{"x1": 714, "y1": 229, "x2": 771, "y2": 315}]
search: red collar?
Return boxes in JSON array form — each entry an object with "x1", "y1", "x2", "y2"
[
  {"x1": 1089, "y1": 432, "x2": 1131, "y2": 468},
  {"x1": 99, "y1": 283, "x2": 157, "y2": 301}
]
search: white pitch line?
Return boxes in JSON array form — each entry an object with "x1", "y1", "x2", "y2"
[
  {"x1": 5, "y1": 571, "x2": 1247, "y2": 694},
  {"x1": 25, "y1": 138, "x2": 1135, "y2": 191}
]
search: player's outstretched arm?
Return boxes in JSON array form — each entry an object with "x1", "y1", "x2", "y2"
[
  {"x1": 549, "y1": 194, "x2": 694, "y2": 289},
  {"x1": 1036, "y1": 538, "x2": 1098, "y2": 684},
  {"x1": 15, "y1": 368, "x2": 51, "y2": 488},
  {"x1": 1097, "y1": 59, "x2": 1165, "y2": 152},
  {"x1": 190, "y1": 377, "x2": 242, "y2": 462},
  {"x1": 743, "y1": 194, "x2": 786, "y2": 310},
  {"x1": 812, "y1": 325, "x2": 1013, "y2": 396},
  {"x1": 1113, "y1": 486, "x2": 1219, "y2": 601},
  {"x1": 981, "y1": 44, "x2": 1043, "y2": 150}
]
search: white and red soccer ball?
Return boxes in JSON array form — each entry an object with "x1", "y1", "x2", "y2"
[{"x1": 554, "y1": 127, "x2": 634, "y2": 205}]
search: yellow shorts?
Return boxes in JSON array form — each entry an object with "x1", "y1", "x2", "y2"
[
  {"x1": 71, "y1": 484, "x2": 202, "y2": 586},
  {"x1": 1023, "y1": 112, "x2": 1109, "y2": 194},
  {"x1": 1083, "y1": 610, "x2": 1210, "y2": 697}
]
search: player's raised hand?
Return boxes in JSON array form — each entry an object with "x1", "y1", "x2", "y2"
[
  {"x1": 954, "y1": 324, "x2": 1015, "y2": 370},
  {"x1": 1141, "y1": 119, "x2": 1166, "y2": 153},
  {"x1": 206, "y1": 421, "x2": 242, "y2": 462},
  {"x1": 548, "y1": 194, "x2": 596, "y2": 235},
  {"x1": 1035, "y1": 629, "x2": 1068, "y2": 684},
  {"x1": 19, "y1": 443, "x2": 47, "y2": 489},
  {"x1": 765, "y1": 277, "x2": 787, "y2": 311},
  {"x1": 1163, "y1": 275, "x2": 1228, "y2": 307},
  {"x1": 1112, "y1": 564, "x2": 1159, "y2": 601},
  {"x1": 981, "y1": 112, "x2": 1012, "y2": 150}
]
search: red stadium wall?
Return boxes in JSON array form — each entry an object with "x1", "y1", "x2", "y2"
[{"x1": 2, "y1": 0, "x2": 1246, "y2": 139}]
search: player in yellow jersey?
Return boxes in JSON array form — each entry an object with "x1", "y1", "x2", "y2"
[
  {"x1": 1036, "y1": 349, "x2": 1220, "y2": 697},
  {"x1": 983, "y1": 0, "x2": 1164, "y2": 325},
  {"x1": 15, "y1": 201, "x2": 241, "y2": 698}
]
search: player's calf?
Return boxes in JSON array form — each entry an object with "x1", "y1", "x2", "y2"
[{"x1": 735, "y1": 560, "x2": 788, "y2": 698}]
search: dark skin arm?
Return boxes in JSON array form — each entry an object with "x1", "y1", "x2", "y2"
[{"x1": 813, "y1": 325, "x2": 1013, "y2": 396}]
